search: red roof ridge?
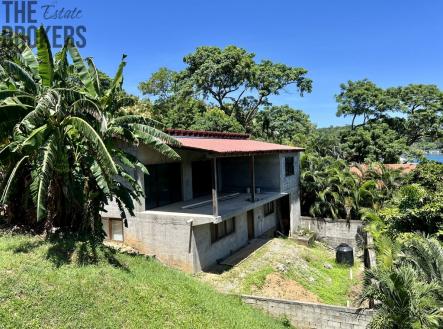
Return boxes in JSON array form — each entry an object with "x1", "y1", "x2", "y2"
[{"x1": 165, "y1": 129, "x2": 250, "y2": 139}]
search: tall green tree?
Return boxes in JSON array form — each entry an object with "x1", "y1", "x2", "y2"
[
  {"x1": 191, "y1": 108, "x2": 244, "y2": 133},
  {"x1": 336, "y1": 79, "x2": 395, "y2": 129},
  {"x1": 140, "y1": 46, "x2": 312, "y2": 131},
  {"x1": 387, "y1": 84, "x2": 443, "y2": 144},
  {"x1": 340, "y1": 123, "x2": 407, "y2": 163},
  {"x1": 254, "y1": 105, "x2": 316, "y2": 147}
]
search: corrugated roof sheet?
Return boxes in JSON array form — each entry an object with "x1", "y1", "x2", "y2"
[
  {"x1": 166, "y1": 129, "x2": 249, "y2": 139},
  {"x1": 176, "y1": 137, "x2": 303, "y2": 155}
]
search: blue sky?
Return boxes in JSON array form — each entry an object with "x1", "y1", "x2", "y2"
[{"x1": 3, "y1": 0, "x2": 443, "y2": 127}]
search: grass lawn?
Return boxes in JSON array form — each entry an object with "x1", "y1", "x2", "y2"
[{"x1": 0, "y1": 232, "x2": 291, "y2": 329}]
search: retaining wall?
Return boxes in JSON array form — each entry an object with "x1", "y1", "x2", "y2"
[
  {"x1": 298, "y1": 216, "x2": 363, "y2": 250},
  {"x1": 242, "y1": 295, "x2": 373, "y2": 329}
]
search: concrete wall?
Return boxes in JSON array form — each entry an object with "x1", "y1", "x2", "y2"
[
  {"x1": 123, "y1": 213, "x2": 195, "y2": 272},
  {"x1": 193, "y1": 214, "x2": 249, "y2": 271},
  {"x1": 193, "y1": 203, "x2": 278, "y2": 271},
  {"x1": 254, "y1": 201, "x2": 277, "y2": 237},
  {"x1": 255, "y1": 155, "x2": 281, "y2": 191},
  {"x1": 298, "y1": 217, "x2": 363, "y2": 250},
  {"x1": 241, "y1": 295, "x2": 373, "y2": 329},
  {"x1": 280, "y1": 153, "x2": 301, "y2": 236},
  {"x1": 219, "y1": 155, "x2": 281, "y2": 193},
  {"x1": 219, "y1": 157, "x2": 250, "y2": 193}
]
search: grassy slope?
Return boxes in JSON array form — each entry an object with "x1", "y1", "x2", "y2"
[
  {"x1": 227, "y1": 239, "x2": 361, "y2": 306},
  {"x1": 284, "y1": 242, "x2": 360, "y2": 305},
  {"x1": 0, "y1": 233, "x2": 289, "y2": 329}
]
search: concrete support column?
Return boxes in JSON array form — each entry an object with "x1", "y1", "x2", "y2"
[
  {"x1": 249, "y1": 155, "x2": 256, "y2": 202},
  {"x1": 289, "y1": 192, "x2": 301, "y2": 236},
  {"x1": 135, "y1": 167, "x2": 146, "y2": 212},
  {"x1": 211, "y1": 158, "x2": 219, "y2": 217},
  {"x1": 182, "y1": 160, "x2": 193, "y2": 201},
  {"x1": 289, "y1": 153, "x2": 302, "y2": 236}
]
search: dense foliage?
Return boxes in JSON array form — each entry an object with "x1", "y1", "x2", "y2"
[
  {"x1": 366, "y1": 162, "x2": 443, "y2": 237},
  {"x1": 359, "y1": 162, "x2": 443, "y2": 328},
  {"x1": 139, "y1": 46, "x2": 312, "y2": 132},
  {"x1": 301, "y1": 156, "x2": 403, "y2": 220},
  {"x1": 336, "y1": 79, "x2": 443, "y2": 162},
  {"x1": 0, "y1": 28, "x2": 178, "y2": 233},
  {"x1": 360, "y1": 233, "x2": 443, "y2": 329}
]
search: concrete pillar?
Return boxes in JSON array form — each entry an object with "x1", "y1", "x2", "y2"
[
  {"x1": 289, "y1": 192, "x2": 301, "y2": 236},
  {"x1": 135, "y1": 167, "x2": 146, "y2": 212},
  {"x1": 289, "y1": 153, "x2": 302, "y2": 236},
  {"x1": 182, "y1": 160, "x2": 193, "y2": 201}
]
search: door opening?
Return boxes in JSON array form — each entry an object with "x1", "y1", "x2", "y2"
[
  {"x1": 279, "y1": 195, "x2": 290, "y2": 235},
  {"x1": 247, "y1": 210, "x2": 255, "y2": 240}
]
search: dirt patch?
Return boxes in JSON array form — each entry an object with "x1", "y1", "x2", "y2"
[
  {"x1": 256, "y1": 272, "x2": 321, "y2": 303},
  {"x1": 197, "y1": 238, "x2": 363, "y2": 306},
  {"x1": 347, "y1": 271, "x2": 366, "y2": 307}
]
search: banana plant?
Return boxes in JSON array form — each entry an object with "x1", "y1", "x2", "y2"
[{"x1": 0, "y1": 27, "x2": 180, "y2": 231}]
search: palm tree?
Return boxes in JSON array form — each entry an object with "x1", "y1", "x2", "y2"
[
  {"x1": 398, "y1": 236, "x2": 443, "y2": 299},
  {"x1": 0, "y1": 27, "x2": 179, "y2": 233},
  {"x1": 360, "y1": 265, "x2": 442, "y2": 329},
  {"x1": 359, "y1": 231, "x2": 443, "y2": 329}
]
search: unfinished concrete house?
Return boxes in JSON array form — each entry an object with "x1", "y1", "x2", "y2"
[{"x1": 102, "y1": 129, "x2": 303, "y2": 272}]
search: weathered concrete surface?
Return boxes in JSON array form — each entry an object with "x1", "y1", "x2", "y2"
[
  {"x1": 123, "y1": 214, "x2": 195, "y2": 272},
  {"x1": 242, "y1": 295, "x2": 373, "y2": 329},
  {"x1": 298, "y1": 217, "x2": 363, "y2": 250},
  {"x1": 101, "y1": 147, "x2": 303, "y2": 273},
  {"x1": 280, "y1": 153, "x2": 301, "y2": 236},
  {"x1": 120, "y1": 201, "x2": 279, "y2": 273},
  {"x1": 193, "y1": 202, "x2": 278, "y2": 272}
]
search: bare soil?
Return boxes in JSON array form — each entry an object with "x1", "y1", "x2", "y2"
[
  {"x1": 257, "y1": 272, "x2": 321, "y2": 303},
  {"x1": 197, "y1": 238, "x2": 363, "y2": 306}
]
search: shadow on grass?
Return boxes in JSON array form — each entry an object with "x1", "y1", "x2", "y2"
[
  {"x1": 12, "y1": 240, "x2": 46, "y2": 253},
  {"x1": 9, "y1": 230, "x2": 131, "y2": 272},
  {"x1": 46, "y1": 233, "x2": 131, "y2": 272}
]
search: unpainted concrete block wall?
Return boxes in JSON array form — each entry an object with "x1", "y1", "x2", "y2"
[
  {"x1": 280, "y1": 153, "x2": 302, "y2": 235},
  {"x1": 193, "y1": 213, "x2": 249, "y2": 271},
  {"x1": 193, "y1": 205, "x2": 277, "y2": 271},
  {"x1": 242, "y1": 295, "x2": 373, "y2": 329},
  {"x1": 123, "y1": 214, "x2": 194, "y2": 272},
  {"x1": 298, "y1": 217, "x2": 363, "y2": 250},
  {"x1": 254, "y1": 203, "x2": 277, "y2": 237}
]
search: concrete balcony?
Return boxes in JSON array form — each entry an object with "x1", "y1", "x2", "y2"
[{"x1": 139, "y1": 191, "x2": 286, "y2": 225}]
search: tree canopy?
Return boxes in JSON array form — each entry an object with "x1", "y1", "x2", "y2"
[
  {"x1": 139, "y1": 46, "x2": 312, "y2": 132},
  {"x1": 0, "y1": 28, "x2": 178, "y2": 233}
]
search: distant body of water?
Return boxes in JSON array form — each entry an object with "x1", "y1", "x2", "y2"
[{"x1": 425, "y1": 154, "x2": 443, "y2": 163}]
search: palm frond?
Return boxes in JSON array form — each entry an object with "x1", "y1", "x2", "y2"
[
  {"x1": 91, "y1": 161, "x2": 111, "y2": 195},
  {"x1": 86, "y1": 57, "x2": 102, "y2": 96},
  {"x1": 2, "y1": 60, "x2": 37, "y2": 94},
  {"x1": 30, "y1": 136, "x2": 56, "y2": 221},
  {"x1": 63, "y1": 116, "x2": 117, "y2": 176},
  {"x1": 133, "y1": 129, "x2": 180, "y2": 160},
  {"x1": 36, "y1": 27, "x2": 54, "y2": 87},
  {"x1": 66, "y1": 38, "x2": 97, "y2": 97},
  {"x1": 71, "y1": 99, "x2": 106, "y2": 131},
  {"x1": 131, "y1": 123, "x2": 181, "y2": 147},
  {"x1": 0, "y1": 156, "x2": 28, "y2": 203}
]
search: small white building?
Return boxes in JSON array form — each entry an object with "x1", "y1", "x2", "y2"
[{"x1": 102, "y1": 129, "x2": 303, "y2": 272}]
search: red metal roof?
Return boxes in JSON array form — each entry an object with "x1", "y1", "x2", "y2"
[
  {"x1": 176, "y1": 137, "x2": 303, "y2": 155},
  {"x1": 166, "y1": 129, "x2": 249, "y2": 139}
]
